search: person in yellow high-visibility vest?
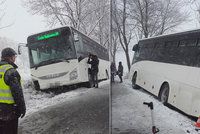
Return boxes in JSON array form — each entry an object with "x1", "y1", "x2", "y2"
[{"x1": 0, "y1": 47, "x2": 26, "y2": 134}]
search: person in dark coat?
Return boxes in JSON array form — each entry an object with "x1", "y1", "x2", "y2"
[
  {"x1": 0, "y1": 47, "x2": 26, "y2": 134},
  {"x1": 110, "y1": 62, "x2": 117, "y2": 83},
  {"x1": 87, "y1": 53, "x2": 99, "y2": 88},
  {"x1": 117, "y1": 61, "x2": 123, "y2": 83}
]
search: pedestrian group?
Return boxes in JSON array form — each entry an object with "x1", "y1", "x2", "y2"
[{"x1": 111, "y1": 61, "x2": 124, "y2": 83}]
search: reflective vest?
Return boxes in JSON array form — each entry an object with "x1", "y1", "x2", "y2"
[{"x1": 0, "y1": 64, "x2": 15, "y2": 104}]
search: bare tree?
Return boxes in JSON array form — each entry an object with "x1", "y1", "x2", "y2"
[
  {"x1": 86, "y1": 0, "x2": 110, "y2": 46},
  {"x1": 113, "y1": 0, "x2": 136, "y2": 71},
  {"x1": 22, "y1": 0, "x2": 110, "y2": 48},
  {"x1": 23, "y1": 0, "x2": 92, "y2": 29},
  {"x1": 109, "y1": 26, "x2": 120, "y2": 63},
  {"x1": 0, "y1": 0, "x2": 5, "y2": 25},
  {"x1": 129, "y1": 0, "x2": 189, "y2": 38},
  {"x1": 188, "y1": 0, "x2": 200, "y2": 23},
  {"x1": 0, "y1": 0, "x2": 13, "y2": 29}
]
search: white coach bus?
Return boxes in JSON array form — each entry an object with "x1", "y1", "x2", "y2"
[
  {"x1": 22, "y1": 26, "x2": 109, "y2": 90},
  {"x1": 130, "y1": 29, "x2": 200, "y2": 117}
]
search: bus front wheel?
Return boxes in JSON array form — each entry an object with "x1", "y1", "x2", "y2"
[
  {"x1": 159, "y1": 83, "x2": 169, "y2": 105},
  {"x1": 132, "y1": 73, "x2": 140, "y2": 89},
  {"x1": 33, "y1": 81, "x2": 40, "y2": 91}
]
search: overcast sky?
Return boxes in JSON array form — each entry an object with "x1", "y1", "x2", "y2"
[
  {"x1": 0, "y1": 0, "x2": 199, "y2": 44},
  {"x1": 0, "y1": 0, "x2": 46, "y2": 43},
  {"x1": 0, "y1": 0, "x2": 199, "y2": 72}
]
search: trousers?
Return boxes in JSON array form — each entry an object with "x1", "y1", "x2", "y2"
[{"x1": 0, "y1": 118, "x2": 18, "y2": 134}]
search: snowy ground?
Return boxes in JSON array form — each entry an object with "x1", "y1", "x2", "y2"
[
  {"x1": 112, "y1": 79, "x2": 200, "y2": 134},
  {"x1": 18, "y1": 78, "x2": 200, "y2": 134},
  {"x1": 19, "y1": 80, "x2": 110, "y2": 134},
  {"x1": 21, "y1": 80, "x2": 110, "y2": 117}
]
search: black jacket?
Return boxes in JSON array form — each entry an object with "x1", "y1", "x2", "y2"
[
  {"x1": 87, "y1": 56, "x2": 99, "y2": 73},
  {"x1": 118, "y1": 64, "x2": 123, "y2": 76},
  {"x1": 110, "y1": 63, "x2": 116, "y2": 74},
  {"x1": 0, "y1": 60, "x2": 26, "y2": 120}
]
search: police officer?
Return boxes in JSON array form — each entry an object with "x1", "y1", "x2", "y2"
[{"x1": 0, "y1": 47, "x2": 26, "y2": 134}]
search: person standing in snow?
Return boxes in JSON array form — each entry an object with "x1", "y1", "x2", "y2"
[
  {"x1": 117, "y1": 61, "x2": 123, "y2": 83},
  {"x1": 87, "y1": 53, "x2": 99, "y2": 88},
  {"x1": 0, "y1": 47, "x2": 26, "y2": 134}
]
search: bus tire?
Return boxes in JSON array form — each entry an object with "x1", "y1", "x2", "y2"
[
  {"x1": 33, "y1": 81, "x2": 40, "y2": 91},
  {"x1": 132, "y1": 73, "x2": 140, "y2": 89},
  {"x1": 159, "y1": 83, "x2": 169, "y2": 105},
  {"x1": 106, "y1": 69, "x2": 109, "y2": 79}
]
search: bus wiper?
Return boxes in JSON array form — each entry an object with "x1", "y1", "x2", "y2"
[
  {"x1": 61, "y1": 58, "x2": 70, "y2": 63},
  {"x1": 35, "y1": 58, "x2": 70, "y2": 70},
  {"x1": 51, "y1": 58, "x2": 70, "y2": 63},
  {"x1": 35, "y1": 59, "x2": 58, "y2": 70},
  {"x1": 35, "y1": 59, "x2": 56, "y2": 70}
]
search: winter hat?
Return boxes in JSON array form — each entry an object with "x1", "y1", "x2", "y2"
[{"x1": 1, "y1": 47, "x2": 17, "y2": 58}]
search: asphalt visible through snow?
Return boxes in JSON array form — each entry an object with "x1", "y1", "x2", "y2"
[{"x1": 19, "y1": 84, "x2": 109, "y2": 134}]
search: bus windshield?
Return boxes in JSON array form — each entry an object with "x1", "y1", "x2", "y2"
[{"x1": 28, "y1": 34, "x2": 76, "y2": 68}]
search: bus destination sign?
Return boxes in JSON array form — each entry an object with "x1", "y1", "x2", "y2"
[{"x1": 37, "y1": 31, "x2": 60, "y2": 41}]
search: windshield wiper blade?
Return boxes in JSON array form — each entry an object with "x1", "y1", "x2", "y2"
[
  {"x1": 49, "y1": 58, "x2": 70, "y2": 63},
  {"x1": 61, "y1": 58, "x2": 70, "y2": 63},
  {"x1": 35, "y1": 59, "x2": 56, "y2": 70},
  {"x1": 34, "y1": 58, "x2": 70, "y2": 70}
]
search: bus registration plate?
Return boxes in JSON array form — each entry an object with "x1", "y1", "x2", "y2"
[{"x1": 50, "y1": 82, "x2": 60, "y2": 88}]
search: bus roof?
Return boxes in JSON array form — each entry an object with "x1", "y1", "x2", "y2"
[
  {"x1": 139, "y1": 28, "x2": 200, "y2": 42},
  {"x1": 28, "y1": 25, "x2": 72, "y2": 37},
  {"x1": 27, "y1": 25, "x2": 107, "y2": 49}
]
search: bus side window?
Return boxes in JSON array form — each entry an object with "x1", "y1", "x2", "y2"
[
  {"x1": 154, "y1": 42, "x2": 163, "y2": 61},
  {"x1": 197, "y1": 39, "x2": 200, "y2": 46},
  {"x1": 132, "y1": 44, "x2": 141, "y2": 63},
  {"x1": 74, "y1": 33, "x2": 85, "y2": 59},
  {"x1": 186, "y1": 39, "x2": 197, "y2": 46},
  {"x1": 165, "y1": 41, "x2": 173, "y2": 48},
  {"x1": 151, "y1": 42, "x2": 158, "y2": 56},
  {"x1": 139, "y1": 43, "x2": 147, "y2": 60},
  {"x1": 74, "y1": 33, "x2": 81, "y2": 51},
  {"x1": 179, "y1": 40, "x2": 186, "y2": 47}
]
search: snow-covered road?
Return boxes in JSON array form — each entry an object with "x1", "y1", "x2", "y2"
[
  {"x1": 17, "y1": 79, "x2": 200, "y2": 134},
  {"x1": 112, "y1": 80, "x2": 200, "y2": 134},
  {"x1": 19, "y1": 81, "x2": 109, "y2": 134}
]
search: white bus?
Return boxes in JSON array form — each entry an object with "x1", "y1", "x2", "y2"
[
  {"x1": 130, "y1": 29, "x2": 200, "y2": 117},
  {"x1": 23, "y1": 26, "x2": 109, "y2": 90}
]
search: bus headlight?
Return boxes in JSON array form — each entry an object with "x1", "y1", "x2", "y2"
[{"x1": 70, "y1": 68, "x2": 78, "y2": 80}]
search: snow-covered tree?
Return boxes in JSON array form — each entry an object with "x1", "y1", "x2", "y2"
[
  {"x1": 87, "y1": 0, "x2": 110, "y2": 47},
  {"x1": 109, "y1": 25, "x2": 120, "y2": 63},
  {"x1": 0, "y1": 0, "x2": 8, "y2": 29},
  {"x1": 112, "y1": 0, "x2": 189, "y2": 71},
  {"x1": 113, "y1": 0, "x2": 136, "y2": 71},
  {"x1": 129, "y1": 0, "x2": 189, "y2": 38},
  {"x1": 188, "y1": 0, "x2": 200, "y2": 24},
  {"x1": 22, "y1": 0, "x2": 109, "y2": 47}
]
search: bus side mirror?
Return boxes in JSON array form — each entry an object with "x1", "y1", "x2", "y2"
[
  {"x1": 18, "y1": 45, "x2": 22, "y2": 55},
  {"x1": 18, "y1": 43, "x2": 27, "y2": 55},
  {"x1": 132, "y1": 44, "x2": 139, "y2": 51}
]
